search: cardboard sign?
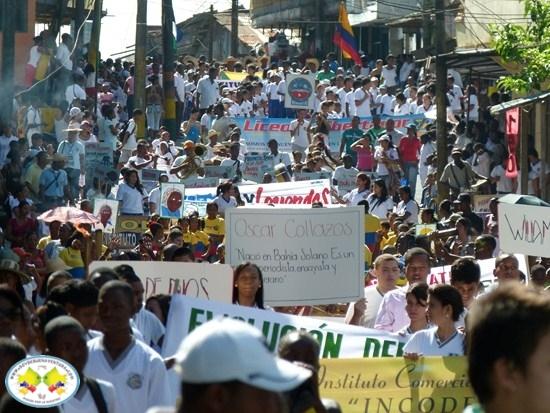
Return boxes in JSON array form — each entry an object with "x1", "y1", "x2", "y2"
[
  {"x1": 225, "y1": 207, "x2": 364, "y2": 306},
  {"x1": 284, "y1": 73, "x2": 315, "y2": 110},
  {"x1": 93, "y1": 198, "x2": 119, "y2": 234},
  {"x1": 294, "y1": 171, "x2": 332, "y2": 181},
  {"x1": 319, "y1": 357, "x2": 476, "y2": 413},
  {"x1": 203, "y1": 165, "x2": 236, "y2": 179},
  {"x1": 161, "y1": 295, "x2": 407, "y2": 359},
  {"x1": 105, "y1": 215, "x2": 149, "y2": 250},
  {"x1": 85, "y1": 144, "x2": 118, "y2": 185},
  {"x1": 180, "y1": 176, "x2": 219, "y2": 189},
  {"x1": 242, "y1": 153, "x2": 274, "y2": 182},
  {"x1": 473, "y1": 194, "x2": 499, "y2": 213},
  {"x1": 498, "y1": 203, "x2": 550, "y2": 258},
  {"x1": 89, "y1": 261, "x2": 233, "y2": 301},
  {"x1": 160, "y1": 183, "x2": 185, "y2": 219}
]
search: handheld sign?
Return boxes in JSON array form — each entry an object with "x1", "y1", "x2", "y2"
[{"x1": 226, "y1": 207, "x2": 364, "y2": 306}]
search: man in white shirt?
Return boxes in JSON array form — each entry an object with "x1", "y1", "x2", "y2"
[
  {"x1": 419, "y1": 133, "x2": 435, "y2": 186},
  {"x1": 374, "y1": 248, "x2": 431, "y2": 332},
  {"x1": 118, "y1": 109, "x2": 141, "y2": 167},
  {"x1": 447, "y1": 74, "x2": 463, "y2": 116},
  {"x1": 196, "y1": 67, "x2": 220, "y2": 111},
  {"x1": 381, "y1": 54, "x2": 398, "y2": 90},
  {"x1": 375, "y1": 84, "x2": 396, "y2": 116},
  {"x1": 148, "y1": 173, "x2": 169, "y2": 214},
  {"x1": 65, "y1": 74, "x2": 87, "y2": 106},
  {"x1": 125, "y1": 141, "x2": 157, "y2": 180},
  {"x1": 346, "y1": 254, "x2": 400, "y2": 328},
  {"x1": 45, "y1": 316, "x2": 117, "y2": 413},
  {"x1": 289, "y1": 109, "x2": 310, "y2": 153},
  {"x1": 332, "y1": 154, "x2": 359, "y2": 196},
  {"x1": 85, "y1": 281, "x2": 170, "y2": 413},
  {"x1": 57, "y1": 123, "x2": 85, "y2": 201},
  {"x1": 267, "y1": 139, "x2": 292, "y2": 175},
  {"x1": 393, "y1": 185, "x2": 419, "y2": 224},
  {"x1": 490, "y1": 158, "x2": 516, "y2": 194},
  {"x1": 354, "y1": 78, "x2": 373, "y2": 117}
]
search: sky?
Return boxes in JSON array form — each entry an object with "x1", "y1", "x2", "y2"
[{"x1": 100, "y1": 0, "x2": 250, "y2": 59}]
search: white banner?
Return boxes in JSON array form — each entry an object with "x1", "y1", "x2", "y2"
[
  {"x1": 88, "y1": 261, "x2": 234, "y2": 302},
  {"x1": 162, "y1": 295, "x2": 407, "y2": 359},
  {"x1": 184, "y1": 179, "x2": 332, "y2": 212},
  {"x1": 428, "y1": 254, "x2": 528, "y2": 288},
  {"x1": 284, "y1": 73, "x2": 316, "y2": 110},
  {"x1": 225, "y1": 207, "x2": 364, "y2": 306},
  {"x1": 498, "y1": 203, "x2": 550, "y2": 258}
]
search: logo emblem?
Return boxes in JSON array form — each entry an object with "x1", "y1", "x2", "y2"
[
  {"x1": 5, "y1": 356, "x2": 79, "y2": 408},
  {"x1": 288, "y1": 77, "x2": 313, "y2": 106},
  {"x1": 127, "y1": 373, "x2": 143, "y2": 389}
]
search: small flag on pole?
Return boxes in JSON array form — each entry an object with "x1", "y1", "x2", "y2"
[{"x1": 333, "y1": 2, "x2": 362, "y2": 64}]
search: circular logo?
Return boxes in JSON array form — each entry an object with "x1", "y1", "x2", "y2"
[
  {"x1": 288, "y1": 77, "x2": 313, "y2": 103},
  {"x1": 127, "y1": 373, "x2": 143, "y2": 389},
  {"x1": 5, "y1": 356, "x2": 79, "y2": 408}
]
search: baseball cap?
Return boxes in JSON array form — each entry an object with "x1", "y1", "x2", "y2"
[
  {"x1": 175, "y1": 318, "x2": 311, "y2": 392},
  {"x1": 183, "y1": 140, "x2": 195, "y2": 150},
  {"x1": 378, "y1": 134, "x2": 390, "y2": 142},
  {"x1": 221, "y1": 98, "x2": 234, "y2": 105}
]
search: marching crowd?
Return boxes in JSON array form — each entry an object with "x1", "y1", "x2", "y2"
[{"x1": 0, "y1": 31, "x2": 549, "y2": 413}]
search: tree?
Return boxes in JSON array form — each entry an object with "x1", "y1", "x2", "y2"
[{"x1": 490, "y1": 0, "x2": 550, "y2": 92}]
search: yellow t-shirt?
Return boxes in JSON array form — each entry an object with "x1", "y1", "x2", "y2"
[
  {"x1": 380, "y1": 231, "x2": 397, "y2": 250},
  {"x1": 59, "y1": 247, "x2": 84, "y2": 268},
  {"x1": 40, "y1": 107, "x2": 57, "y2": 133},
  {"x1": 204, "y1": 216, "x2": 225, "y2": 236},
  {"x1": 37, "y1": 235, "x2": 52, "y2": 250}
]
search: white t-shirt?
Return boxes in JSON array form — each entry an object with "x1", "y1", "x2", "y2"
[
  {"x1": 28, "y1": 45, "x2": 41, "y2": 67},
  {"x1": 332, "y1": 166, "x2": 359, "y2": 196},
  {"x1": 85, "y1": 337, "x2": 170, "y2": 413},
  {"x1": 345, "y1": 91, "x2": 356, "y2": 117},
  {"x1": 65, "y1": 84, "x2": 87, "y2": 104},
  {"x1": 449, "y1": 84, "x2": 463, "y2": 112},
  {"x1": 270, "y1": 151, "x2": 292, "y2": 168},
  {"x1": 116, "y1": 183, "x2": 145, "y2": 214},
  {"x1": 345, "y1": 285, "x2": 386, "y2": 328},
  {"x1": 378, "y1": 94, "x2": 396, "y2": 116},
  {"x1": 290, "y1": 119, "x2": 310, "y2": 149},
  {"x1": 133, "y1": 307, "x2": 166, "y2": 352},
  {"x1": 122, "y1": 119, "x2": 138, "y2": 151},
  {"x1": 374, "y1": 146, "x2": 399, "y2": 176},
  {"x1": 403, "y1": 327, "x2": 465, "y2": 356},
  {"x1": 59, "y1": 378, "x2": 117, "y2": 413},
  {"x1": 354, "y1": 89, "x2": 372, "y2": 117},
  {"x1": 490, "y1": 164, "x2": 514, "y2": 193},
  {"x1": 266, "y1": 82, "x2": 278, "y2": 100},
  {"x1": 213, "y1": 195, "x2": 238, "y2": 216},
  {"x1": 393, "y1": 102, "x2": 410, "y2": 115},
  {"x1": 381, "y1": 66, "x2": 397, "y2": 87},
  {"x1": 467, "y1": 94, "x2": 479, "y2": 121},
  {"x1": 58, "y1": 139, "x2": 86, "y2": 170},
  {"x1": 277, "y1": 80, "x2": 286, "y2": 102},
  {"x1": 394, "y1": 199, "x2": 419, "y2": 224},
  {"x1": 56, "y1": 43, "x2": 72, "y2": 70},
  {"x1": 148, "y1": 186, "x2": 161, "y2": 212},
  {"x1": 196, "y1": 76, "x2": 220, "y2": 109},
  {"x1": 240, "y1": 100, "x2": 254, "y2": 117},
  {"x1": 343, "y1": 188, "x2": 370, "y2": 206},
  {"x1": 366, "y1": 194, "x2": 394, "y2": 220}
]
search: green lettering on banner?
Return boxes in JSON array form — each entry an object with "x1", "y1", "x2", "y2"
[
  {"x1": 188, "y1": 307, "x2": 205, "y2": 332},
  {"x1": 364, "y1": 338, "x2": 381, "y2": 357},
  {"x1": 262, "y1": 321, "x2": 280, "y2": 352},
  {"x1": 381, "y1": 340, "x2": 398, "y2": 357},
  {"x1": 323, "y1": 332, "x2": 343, "y2": 358}
]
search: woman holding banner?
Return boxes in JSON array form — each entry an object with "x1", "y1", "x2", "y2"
[{"x1": 403, "y1": 284, "x2": 464, "y2": 357}]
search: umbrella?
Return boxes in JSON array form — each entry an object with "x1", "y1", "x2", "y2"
[{"x1": 38, "y1": 206, "x2": 100, "y2": 225}]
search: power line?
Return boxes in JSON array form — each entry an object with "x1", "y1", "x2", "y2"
[{"x1": 16, "y1": 6, "x2": 95, "y2": 96}]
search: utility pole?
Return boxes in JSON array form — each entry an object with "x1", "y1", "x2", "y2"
[
  {"x1": 208, "y1": 5, "x2": 214, "y2": 61},
  {"x1": 231, "y1": 0, "x2": 238, "y2": 56},
  {"x1": 435, "y1": 0, "x2": 449, "y2": 201},
  {"x1": 1, "y1": 0, "x2": 16, "y2": 126},
  {"x1": 162, "y1": 0, "x2": 177, "y2": 137},
  {"x1": 134, "y1": 0, "x2": 147, "y2": 139},
  {"x1": 88, "y1": 0, "x2": 103, "y2": 113},
  {"x1": 74, "y1": 0, "x2": 85, "y2": 52}
]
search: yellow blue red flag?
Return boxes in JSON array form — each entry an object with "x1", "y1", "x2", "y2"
[{"x1": 333, "y1": 2, "x2": 361, "y2": 64}]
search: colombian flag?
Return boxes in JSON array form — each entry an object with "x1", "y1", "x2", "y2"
[{"x1": 333, "y1": 2, "x2": 362, "y2": 65}]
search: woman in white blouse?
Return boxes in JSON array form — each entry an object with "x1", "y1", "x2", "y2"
[
  {"x1": 374, "y1": 135, "x2": 400, "y2": 191},
  {"x1": 116, "y1": 169, "x2": 147, "y2": 215},
  {"x1": 367, "y1": 178, "x2": 395, "y2": 220},
  {"x1": 404, "y1": 284, "x2": 465, "y2": 357}
]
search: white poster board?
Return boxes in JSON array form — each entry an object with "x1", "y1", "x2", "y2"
[
  {"x1": 88, "y1": 261, "x2": 234, "y2": 303},
  {"x1": 498, "y1": 203, "x2": 550, "y2": 258},
  {"x1": 284, "y1": 73, "x2": 316, "y2": 110},
  {"x1": 225, "y1": 207, "x2": 364, "y2": 306},
  {"x1": 93, "y1": 198, "x2": 119, "y2": 234}
]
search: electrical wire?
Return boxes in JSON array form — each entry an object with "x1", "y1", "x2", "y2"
[{"x1": 16, "y1": 5, "x2": 95, "y2": 97}]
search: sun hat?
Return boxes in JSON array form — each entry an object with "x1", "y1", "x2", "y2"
[
  {"x1": 175, "y1": 317, "x2": 311, "y2": 392},
  {"x1": 0, "y1": 259, "x2": 32, "y2": 283},
  {"x1": 183, "y1": 140, "x2": 195, "y2": 150},
  {"x1": 207, "y1": 129, "x2": 219, "y2": 140}
]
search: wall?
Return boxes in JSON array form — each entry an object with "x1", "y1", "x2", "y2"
[
  {"x1": 0, "y1": 0, "x2": 36, "y2": 85},
  {"x1": 456, "y1": 0, "x2": 525, "y2": 49}
]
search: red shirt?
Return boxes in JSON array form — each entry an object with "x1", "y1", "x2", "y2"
[{"x1": 399, "y1": 137, "x2": 421, "y2": 162}]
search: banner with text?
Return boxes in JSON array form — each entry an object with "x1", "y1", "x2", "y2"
[
  {"x1": 226, "y1": 207, "x2": 364, "y2": 306},
  {"x1": 319, "y1": 357, "x2": 476, "y2": 413},
  {"x1": 184, "y1": 180, "x2": 332, "y2": 214},
  {"x1": 428, "y1": 254, "x2": 527, "y2": 288},
  {"x1": 89, "y1": 261, "x2": 233, "y2": 302},
  {"x1": 232, "y1": 115, "x2": 425, "y2": 153},
  {"x1": 498, "y1": 202, "x2": 550, "y2": 258},
  {"x1": 162, "y1": 295, "x2": 407, "y2": 359}
]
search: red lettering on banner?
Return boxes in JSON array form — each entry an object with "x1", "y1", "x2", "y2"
[
  {"x1": 270, "y1": 124, "x2": 280, "y2": 131},
  {"x1": 256, "y1": 186, "x2": 264, "y2": 203},
  {"x1": 243, "y1": 119, "x2": 254, "y2": 131},
  {"x1": 321, "y1": 188, "x2": 330, "y2": 204}
]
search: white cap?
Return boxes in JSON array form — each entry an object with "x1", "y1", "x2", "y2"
[
  {"x1": 69, "y1": 107, "x2": 82, "y2": 117},
  {"x1": 221, "y1": 98, "x2": 234, "y2": 105},
  {"x1": 175, "y1": 318, "x2": 311, "y2": 392}
]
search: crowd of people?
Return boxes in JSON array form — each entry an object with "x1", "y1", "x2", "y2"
[{"x1": 0, "y1": 29, "x2": 549, "y2": 413}]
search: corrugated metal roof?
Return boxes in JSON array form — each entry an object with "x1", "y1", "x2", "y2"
[
  {"x1": 213, "y1": 12, "x2": 266, "y2": 47},
  {"x1": 489, "y1": 91, "x2": 550, "y2": 115}
]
